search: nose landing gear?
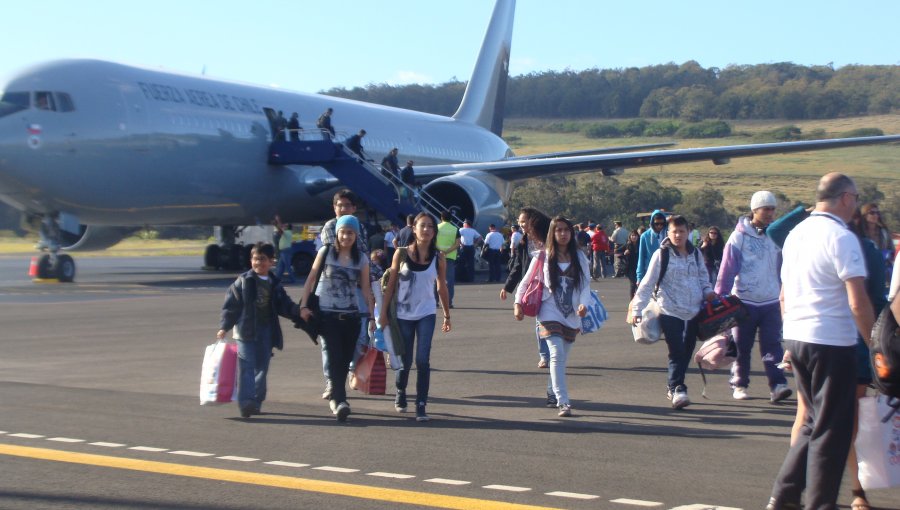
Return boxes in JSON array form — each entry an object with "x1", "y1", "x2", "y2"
[{"x1": 28, "y1": 214, "x2": 76, "y2": 282}]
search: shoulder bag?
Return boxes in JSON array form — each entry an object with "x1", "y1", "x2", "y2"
[
  {"x1": 293, "y1": 245, "x2": 330, "y2": 344},
  {"x1": 521, "y1": 251, "x2": 546, "y2": 317}
]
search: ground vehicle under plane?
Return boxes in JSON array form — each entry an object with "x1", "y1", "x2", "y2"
[{"x1": 0, "y1": 0, "x2": 898, "y2": 281}]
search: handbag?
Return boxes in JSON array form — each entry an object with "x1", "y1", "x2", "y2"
[
  {"x1": 520, "y1": 251, "x2": 546, "y2": 317},
  {"x1": 580, "y1": 290, "x2": 608, "y2": 334},
  {"x1": 695, "y1": 294, "x2": 746, "y2": 340},
  {"x1": 349, "y1": 345, "x2": 387, "y2": 395},
  {"x1": 199, "y1": 340, "x2": 238, "y2": 405},
  {"x1": 855, "y1": 395, "x2": 900, "y2": 489},
  {"x1": 632, "y1": 297, "x2": 662, "y2": 344},
  {"x1": 293, "y1": 245, "x2": 330, "y2": 344}
]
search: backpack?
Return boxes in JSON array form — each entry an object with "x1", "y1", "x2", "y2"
[
  {"x1": 870, "y1": 304, "x2": 900, "y2": 419},
  {"x1": 694, "y1": 333, "x2": 737, "y2": 398},
  {"x1": 316, "y1": 114, "x2": 327, "y2": 128}
]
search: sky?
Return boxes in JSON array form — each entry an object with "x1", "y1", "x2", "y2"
[{"x1": 2, "y1": 1, "x2": 898, "y2": 94}]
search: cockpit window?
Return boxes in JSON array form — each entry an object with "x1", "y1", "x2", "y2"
[
  {"x1": 56, "y1": 92, "x2": 75, "y2": 112},
  {"x1": 0, "y1": 91, "x2": 29, "y2": 118},
  {"x1": 35, "y1": 91, "x2": 56, "y2": 111}
]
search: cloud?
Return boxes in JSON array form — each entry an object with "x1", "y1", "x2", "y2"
[{"x1": 510, "y1": 56, "x2": 537, "y2": 75}]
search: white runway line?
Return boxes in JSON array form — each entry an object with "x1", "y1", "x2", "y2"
[
  {"x1": 89, "y1": 442, "x2": 125, "y2": 447},
  {"x1": 168, "y1": 450, "x2": 215, "y2": 457},
  {"x1": 483, "y1": 484, "x2": 532, "y2": 492},
  {"x1": 546, "y1": 491, "x2": 599, "y2": 500},
  {"x1": 313, "y1": 466, "x2": 360, "y2": 473},
  {"x1": 264, "y1": 461, "x2": 310, "y2": 468},
  {"x1": 424, "y1": 478, "x2": 471, "y2": 485},
  {"x1": 217, "y1": 456, "x2": 259, "y2": 462},
  {"x1": 129, "y1": 446, "x2": 168, "y2": 452},
  {"x1": 47, "y1": 437, "x2": 85, "y2": 443},
  {"x1": 610, "y1": 498, "x2": 663, "y2": 507},
  {"x1": 9, "y1": 433, "x2": 45, "y2": 439},
  {"x1": 367, "y1": 472, "x2": 415, "y2": 479}
]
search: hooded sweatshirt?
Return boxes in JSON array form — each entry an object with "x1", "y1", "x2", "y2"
[
  {"x1": 636, "y1": 210, "x2": 667, "y2": 282},
  {"x1": 631, "y1": 238, "x2": 711, "y2": 321},
  {"x1": 714, "y1": 216, "x2": 782, "y2": 305}
]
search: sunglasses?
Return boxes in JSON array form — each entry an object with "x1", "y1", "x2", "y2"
[
  {"x1": 866, "y1": 211, "x2": 880, "y2": 215},
  {"x1": 652, "y1": 222, "x2": 665, "y2": 226}
]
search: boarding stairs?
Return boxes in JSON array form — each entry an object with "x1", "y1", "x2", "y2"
[{"x1": 269, "y1": 130, "x2": 464, "y2": 226}]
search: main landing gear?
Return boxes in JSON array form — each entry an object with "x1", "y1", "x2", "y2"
[
  {"x1": 203, "y1": 226, "x2": 252, "y2": 271},
  {"x1": 29, "y1": 214, "x2": 76, "y2": 282}
]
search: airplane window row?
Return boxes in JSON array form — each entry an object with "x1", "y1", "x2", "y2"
[{"x1": 0, "y1": 91, "x2": 75, "y2": 118}]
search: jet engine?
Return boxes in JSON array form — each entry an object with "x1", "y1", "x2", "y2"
[
  {"x1": 59, "y1": 225, "x2": 137, "y2": 251},
  {"x1": 421, "y1": 171, "x2": 510, "y2": 232}
]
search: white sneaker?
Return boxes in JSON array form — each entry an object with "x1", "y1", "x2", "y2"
[
  {"x1": 732, "y1": 386, "x2": 750, "y2": 400},
  {"x1": 770, "y1": 384, "x2": 793, "y2": 403},
  {"x1": 558, "y1": 404, "x2": 572, "y2": 417},
  {"x1": 672, "y1": 390, "x2": 691, "y2": 409}
]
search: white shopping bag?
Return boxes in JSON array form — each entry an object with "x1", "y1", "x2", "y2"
[
  {"x1": 381, "y1": 325, "x2": 404, "y2": 371},
  {"x1": 199, "y1": 340, "x2": 238, "y2": 405},
  {"x1": 581, "y1": 290, "x2": 608, "y2": 334},
  {"x1": 855, "y1": 394, "x2": 900, "y2": 489}
]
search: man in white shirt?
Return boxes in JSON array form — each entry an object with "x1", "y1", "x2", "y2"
[
  {"x1": 457, "y1": 220, "x2": 482, "y2": 282},
  {"x1": 483, "y1": 224, "x2": 505, "y2": 282},
  {"x1": 767, "y1": 173, "x2": 874, "y2": 510}
]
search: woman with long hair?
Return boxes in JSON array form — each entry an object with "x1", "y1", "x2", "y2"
[
  {"x1": 700, "y1": 226, "x2": 725, "y2": 286},
  {"x1": 860, "y1": 202, "x2": 894, "y2": 282},
  {"x1": 380, "y1": 212, "x2": 452, "y2": 422},
  {"x1": 299, "y1": 215, "x2": 375, "y2": 422},
  {"x1": 623, "y1": 229, "x2": 640, "y2": 299},
  {"x1": 514, "y1": 216, "x2": 591, "y2": 417}
]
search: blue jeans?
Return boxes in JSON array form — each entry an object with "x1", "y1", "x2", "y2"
[
  {"x1": 395, "y1": 314, "x2": 436, "y2": 406},
  {"x1": 275, "y1": 252, "x2": 294, "y2": 283},
  {"x1": 237, "y1": 322, "x2": 273, "y2": 410},
  {"x1": 730, "y1": 301, "x2": 786, "y2": 390},
  {"x1": 545, "y1": 335, "x2": 573, "y2": 405},
  {"x1": 660, "y1": 314, "x2": 699, "y2": 392},
  {"x1": 444, "y1": 258, "x2": 456, "y2": 306}
]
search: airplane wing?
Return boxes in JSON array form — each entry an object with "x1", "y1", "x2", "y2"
[
  {"x1": 416, "y1": 135, "x2": 900, "y2": 182},
  {"x1": 505, "y1": 142, "x2": 676, "y2": 160}
]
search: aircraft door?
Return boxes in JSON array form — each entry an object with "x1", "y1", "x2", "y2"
[{"x1": 263, "y1": 108, "x2": 278, "y2": 141}]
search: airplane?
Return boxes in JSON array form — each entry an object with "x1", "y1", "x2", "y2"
[{"x1": 1, "y1": 0, "x2": 898, "y2": 282}]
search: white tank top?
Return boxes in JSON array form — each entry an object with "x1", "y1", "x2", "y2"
[{"x1": 396, "y1": 254, "x2": 438, "y2": 320}]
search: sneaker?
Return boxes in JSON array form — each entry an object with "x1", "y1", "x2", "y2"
[
  {"x1": 329, "y1": 399, "x2": 338, "y2": 414},
  {"x1": 546, "y1": 392, "x2": 558, "y2": 408},
  {"x1": 537, "y1": 358, "x2": 549, "y2": 369},
  {"x1": 240, "y1": 406, "x2": 254, "y2": 418},
  {"x1": 394, "y1": 392, "x2": 407, "y2": 413},
  {"x1": 336, "y1": 401, "x2": 350, "y2": 422},
  {"x1": 672, "y1": 390, "x2": 691, "y2": 409},
  {"x1": 321, "y1": 381, "x2": 333, "y2": 400},
  {"x1": 415, "y1": 403, "x2": 430, "y2": 422},
  {"x1": 770, "y1": 384, "x2": 793, "y2": 403},
  {"x1": 557, "y1": 404, "x2": 572, "y2": 417},
  {"x1": 732, "y1": 386, "x2": 750, "y2": 400},
  {"x1": 666, "y1": 388, "x2": 673, "y2": 401}
]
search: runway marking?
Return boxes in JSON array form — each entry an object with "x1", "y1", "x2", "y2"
[
  {"x1": 368, "y1": 471, "x2": 416, "y2": 479},
  {"x1": 484, "y1": 485, "x2": 532, "y2": 492},
  {"x1": 217, "y1": 455, "x2": 259, "y2": 462},
  {"x1": 425, "y1": 478, "x2": 471, "y2": 485},
  {"x1": 546, "y1": 491, "x2": 599, "y2": 500},
  {"x1": 47, "y1": 437, "x2": 85, "y2": 443},
  {"x1": 265, "y1": 461, "x2": 310, "y2": 468},
  {"x1": 89, "y1": 442, "x2": 125, "y2": 447},
  {"x1": 0, "y1": 444, "x2": 563, "y2": 510},
  {"x1": 9, "y1": 433, "x2": 45, "y2": 439},
  {"x1": 169, "y1": 450, "x2": 215, "y2": 457},
  {"x1": 129, "y1": 446, "x2": 168, "y2": 452},
  {"x1": 314, "y1": 465, "x2": 360, "y2": 473},
  {"x1": 610, "y1": 498, "x2": 663, "y2": 507}
]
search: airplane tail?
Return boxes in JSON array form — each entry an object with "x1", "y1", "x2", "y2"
[{"x1": 451, "y1": 0, "x2": 515, "y2": 136}]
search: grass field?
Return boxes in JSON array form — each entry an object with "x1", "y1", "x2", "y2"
[
  {"x1": 0, "y1": 237, "x2": 205, "y2": 257},
  {"x1": 504, "y1": 114, "x2": 900, "y2": 213}
]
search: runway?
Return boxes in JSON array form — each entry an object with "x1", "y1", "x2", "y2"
[{"x1": 1, "y1": 255, "x2": 897, "y2": 509}]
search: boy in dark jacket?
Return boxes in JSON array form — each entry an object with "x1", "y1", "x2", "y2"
[{"x1": 218, "y1": 243, "x2": 300, "y2": 418}]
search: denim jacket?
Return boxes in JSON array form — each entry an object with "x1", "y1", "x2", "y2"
[{"x1": 220, "y1": 270, "x2": 299, "y2": 350}]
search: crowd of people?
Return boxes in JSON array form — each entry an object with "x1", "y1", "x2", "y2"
[{"x1": 217, "y1": 170, "x2": 897, "y2": 509}]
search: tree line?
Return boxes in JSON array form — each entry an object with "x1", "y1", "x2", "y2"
[{"x1": 324, "y1": 61, "x2": 899, "y2": 121}]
